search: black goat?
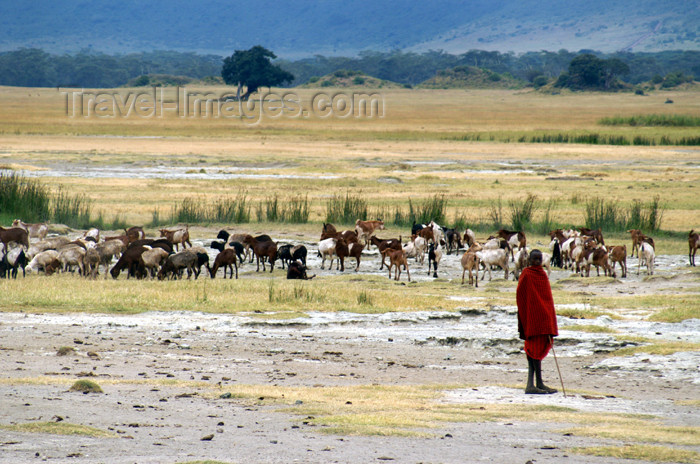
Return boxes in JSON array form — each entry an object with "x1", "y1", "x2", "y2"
[{"x1": 287, "y1": 260, "x2": 315, "y2": 280}]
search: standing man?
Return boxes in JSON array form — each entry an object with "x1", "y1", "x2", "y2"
[{"x1": 516, "y1": 249, "x2": 558, "y2": 394}]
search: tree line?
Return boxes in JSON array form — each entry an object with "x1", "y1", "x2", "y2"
[{"x1": 0, "y1": 47, "x2": 697, "y2": 89}]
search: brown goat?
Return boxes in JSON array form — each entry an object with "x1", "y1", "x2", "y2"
[
  {"x1": 159, "y1": 226, "x2": 191, "y2": 251},
  {"x1": 335, "y1": 238, "x2": 364, "y2": 272},
  {"x1": 0, "y1": 226, "x2": 29, "y2": 249},
  {"x1": 386, "y1": 248, "x2": 410, "y2": 282},
  {"x1": 608, "y1": 245, "x2": 627, "y2": 278},
  {"x1": 370, "y1": 236, "x2": 402, "y2": 270},
  {"x1": 243, "y1": 235, "x2": 277, "y2": 273},
  {"x1": 460, "y1": 250, "x2": 479, "y2": 287},
  {"x1": 689, "y1": 230, "x2": 700, "y2": 267},
  {"x1": 209, "y1": 248, "x2": 238, "y2": 279}
]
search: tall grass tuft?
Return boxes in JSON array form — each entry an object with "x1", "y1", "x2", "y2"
[
  {"x1": 326, "y1": 192, "x2": 368, "y2": 225},
  {"x1": 407, "y1": 194, "x2": 447, "y2": 225},
  {"x1": 488, "y1": 197, "x2": 504, "y2": 229},
  {"x1": 0, "y1": 172, "x2": 51, "y2": 223},
  {"x1": 584, "y1": 196, "x2": 664, "y2": 232},
  {"x1": 169, "y1": 192, "x2": 252, "y2": 225},
  {"x1": 599, "y1": 114, "x2": 700, "y2": 127},
  {"x1": 50, "y1": 189, "x2": 93, "y2": 228},
  {"x1": 509, "y1": 194, "x2": 538, "y2": 230}
]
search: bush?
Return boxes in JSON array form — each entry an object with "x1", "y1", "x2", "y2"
[
  {"x1": 69, "y1": 380, "x2": 103, "y2": 393},
  {"x1": 533, "y1": 75, "x2": 548, "y2": 89},
  {"x1": 307, "y1": 76, "x2": 319, "y2": 83},
  {"x1": 352, "y1": 76, "x2": 366, "y2": 85}
]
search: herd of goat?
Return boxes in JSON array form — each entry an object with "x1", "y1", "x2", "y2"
[{"x1": 2, "y1": 218, "x2": 700, "y2": 285}]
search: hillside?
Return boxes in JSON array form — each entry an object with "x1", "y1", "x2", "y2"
[
  {"x1": 419, "y1": 66, "x2": 523, "y2": 89},
  {"x1": 299, "y1": 70, "x2": 402, "y2": 89},
  {"x1": 1, "y1": 1, "x2": 698, "y2": 57}
]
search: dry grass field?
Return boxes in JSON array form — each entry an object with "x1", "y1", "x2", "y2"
[{"x1": 1, "y1": 85, "x2": 699, "y2": 464}]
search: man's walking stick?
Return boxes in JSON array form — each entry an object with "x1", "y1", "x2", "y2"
[{"x1": 550, "y1": 336, "x2": 567, "y2": 398}]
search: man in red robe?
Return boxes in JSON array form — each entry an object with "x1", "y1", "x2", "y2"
[{"x1": 517, "y1": 249, "x2": 558, "y2": 394}]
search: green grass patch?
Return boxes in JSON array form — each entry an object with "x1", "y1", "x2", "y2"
[
  {"x1": 563, "y1": 324, "x2": 617, "y2": 334},
  {"x1": 570, "y1": 444, "x2": 700, "y2": 463},
  {"x1": 612, "y1": 338, "x2": 700, "y2": 356},
  {"x1": 563, "y1": 424, "x2": 700, "y2": 446},
  {"x1": 69, "y1": 380, "x2": 103, "y2": 393},
  {"x1": 0, "y1": 421, "x2": 116, "y2": 438},
  {"x1": 599, "y1": 114, "x2": 700, "y2": 127}
]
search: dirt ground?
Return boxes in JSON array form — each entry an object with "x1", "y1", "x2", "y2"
[{"x1": 1, "y1": 244, "x2": 698, "y2": 464}]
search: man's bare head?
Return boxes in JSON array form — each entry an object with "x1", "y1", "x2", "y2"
[{"x1": 529, "y1": 249, "x2": 543, "y2": 267}]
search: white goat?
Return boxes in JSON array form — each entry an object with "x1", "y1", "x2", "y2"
[
  {"x1": 318, "y1": 237, "x2": 337, "y2": 270},
  {"x1": 12, "y1": 219, "x2": 48, "y2": 241},
  {"x1": 25, "y1": 250, "x2": 59, "y2": 274},
  {"x1": 57, "y1": 245, "x2": 86, "y2": 275},
  {"x1": 403, "y1": 235, "x2": 427, "y2": 265},
  {"x1": 638, "y1": 241, "x2": 655, "y2": 275},
  {"x1": 476, "y1": 248, "x2": 509, "y2": 281}
]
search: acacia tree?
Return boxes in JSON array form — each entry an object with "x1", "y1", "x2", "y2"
[{"x1": 221, "y1": 45, "x2": 294, "y2": 100}]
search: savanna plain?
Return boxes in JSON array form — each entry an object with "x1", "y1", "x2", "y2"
[{"x1": 0, "y1": 86, "x2": 699, "y2": 464}]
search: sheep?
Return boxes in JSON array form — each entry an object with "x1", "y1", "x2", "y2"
[
  {"x1": 83, "y1": 228, "x2": 100, "y2": 242},
  {"x1": 111, "y1": 246, "x2": 148, "y2": 279},
  {"x1": 475, "y1": 248, "x2": 509, "y2": 281},
  {"x1": 386, "y1": 248, "x2": 410, "y2": 282},
  {"x1": 83, "y1": 247, "x2": 101, "y2": 279},
  {"x1": 427, "y1": 241, "x2": 444, "y2": 278},
  {"x1": 95, "y1": 239, "x2": 126, "y2": 278},
  {"x1": 318, "y1": 237, "x2": 337, "y2": 270},
  {"x1": 25, "y1": 236, "x2": 71, "y2": 259},
  {"x1": 12, "y1": 220, "x2": 48, "y2": 241},
  {"x1": 25, "y1": 250, "x2": 59, "y2": 274},
  {"x1": 139, "y1": 247, "x2": 170, "y2": 278},
  {"x1": 638, "y1": 241, "x2": 655, "y2": 275},
  {"x1": 209, "y1": 248, "x2": 238, "y2": 279},
  {"x1": 158, "y1": 249, "x2": 198, "y2": 280},
  {"x1": 57, "y1": 245, "x2": 87, "y2": 275},
  {"x1": 460, "y1": 249, "x2": 480, "y2": 287}
]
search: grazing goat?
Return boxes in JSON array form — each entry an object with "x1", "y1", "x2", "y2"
[
  {"x1": 417, "y1": 226, "x2": 434, "y2": 244},
  {"x1": 580, "y1": 241, "x2": 612, "y2": 278},
  {"x1": 83, "y1": 227, "x2": 100, "y2": 242},
  {"x1": 209, "y1": 248, "x2": 238, "y2": 279},
  {"x1": 125, "y1": 226, "x2": 146, "y2": 244},
  {"x1": 287, "y1": 260, "x2": 315, "y2": 280},
  {"x1": 476, "y1": 248, "x2": 509, "y2": 281},
  {"x1": 0, "y1": 244, "x2": 27, "y2": 278},
  {"x1": 463, "y1": 229, "x2": 476, "y2": 248},
  {"x1": 497, "y1": 229, "x2": 526, "y2": 262},
  {"x1": 111, "y1": 246, "x2": 148, "y2": 279},
  {"x1": 628, "y1": 229, "x2": 644, "y2": 258},
  {"x1": 607, "y1": 245, "x2": 627, "y2": 278},
  {"x1": 689, "y1": 230, "x2": 700, "y2": 266},
  {"x1": 0, "y1": 226, "x2": 29, "y2": 250},
  {"x1": 579, "y1": 227, "x2": 605, "y2": 246},
  {"x1": 355, "y1": 219, "x2": 385, "y2": 247},
  {"x1": 12, "y1": 220, "x2": 48, "y2": 241},
  {"x1": 83, "y1": 247, "x2": 100, "y2": 279},
  {"x1": 386, "y1": 249, "x2": 410, "y2": 282},
  {"x1": 57, "y1": 245, "x2": 86, "y2": 275},
  {"x1": 159, "y1": 226, "x2": 191, "y2": 251},
  {"x1": 211, "y1": 240, "x2": 246, "y2": 264},
  {"x1": 95, "y1": 239, "x2": 126, "y2": 278},
  {"x1": 443, "y1": 227, "x2": 462, "y2": 254},
  {"x1": 140, "y1": 247, "x2": 170, "y2": 278},
  {"x1": 277, "y1": 244, "x2": 308, "y2": 269},
  {"x1": 370, "y1": 236, "x2": 402, "y2": 270},
  {"x1": 335, "y1": 238, "x2": 364, "y2": 272},
  {"x1": 158, "y1": 250, "x2": 198, "y2": 280},
  {"x1": 402, "y1": 235, "x2": 427, "y2": 265},
  {"x1": 25, "y1": 250, "x2": 59, "y2": 274},
  {"x1": 318, "y1": 237, "x2": 337, "y2": 270},
  {"x1": 460, "y1": 249, "x2": 479, "y2": 287},
  {"x1": 427, "y1": 241, "x2": 444, "y2": 278},
  {"x1": 243, "y1": 235, "x2": 277, "y2": 273},
  {"x1": 637, "y1": 241, "x2": 655, "y2": 275}
]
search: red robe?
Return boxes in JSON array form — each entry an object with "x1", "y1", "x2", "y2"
[{"x1": 517, "y1": 265, "x2": 558, "y2": 360}]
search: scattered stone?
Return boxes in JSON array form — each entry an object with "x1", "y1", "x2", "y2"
[
  {"x1": 200, "y1": 434, "x2": 214, "y2": 441},
  {"x1": 87, "y1": 351, "x2": 100, "y2": 359},
  {"x1": 219, "y1": 392, "x2": 232, "y2": 399}
]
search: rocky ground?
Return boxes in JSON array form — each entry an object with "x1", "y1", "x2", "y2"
[{"x1": 1, "y1": 248, "x2": 698, "y2": 464}]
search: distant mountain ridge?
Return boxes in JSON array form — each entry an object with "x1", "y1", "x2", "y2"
[{"x1": 2, "y1": 1, "x2": 698, "y2": 57}]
